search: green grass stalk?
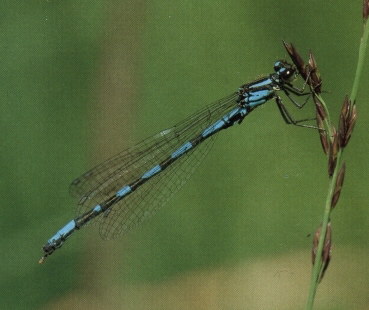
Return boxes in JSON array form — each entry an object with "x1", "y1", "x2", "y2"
[{"x1": 305, "y1": 15, "x2": 369, "y2": 310}]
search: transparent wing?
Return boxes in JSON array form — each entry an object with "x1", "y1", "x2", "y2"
[{"x1": 69, "y1": 92, "x2": 239, "y2": 239}]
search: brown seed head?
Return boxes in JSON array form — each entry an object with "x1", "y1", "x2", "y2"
[
  {"x1": 316, "y1": 112, "x2": 329, "y2": 154},
  {"x1": 313, "y1": 95, "x2": 327, "y2": 120},
  {"x1": 331, "y1": 162, "x2": 346, "y2": 209},
  {"x1": 364, "y1": 0, "x2": 369, "y2": 21},
  {"x1": 283, "y1": 41, "x2": 322, "y2": 93},
  {"x1": 320, "y1": 223, "x2": 332, "y2": 282},
  {"x1": 283, "y1": 41, "x2": 306, "y2": 78},
  {"x1": 338, "y1": 96, "x2": 357, "y2": 147},
  {"x1": 328, "y1": 128, "x2": 339, "y2": 177},
  {"x1": 308, "y1": 53, "x2": 322, "y2": 94},
  {"x1": 312, "y1": 223, "x2": 332, "y2": 282},
  {"x1": 345, "y1": 104, "x2": 357, "y2": 146}
]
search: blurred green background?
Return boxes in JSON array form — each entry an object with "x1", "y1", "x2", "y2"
[{"x1": 1, "y1": 1, "x2": 368, "y2": 309}]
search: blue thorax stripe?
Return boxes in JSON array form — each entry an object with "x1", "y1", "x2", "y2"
[{"x1": 250, "y1": 78, "x2": 272, "y2": 88}]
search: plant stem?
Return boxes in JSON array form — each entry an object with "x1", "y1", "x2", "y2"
[
  {"x1": 305, "y1": 153, "x2": 341, "y2": 309},
  {"x1": 350, "y1": 20, "x2": 369, "y2": 101},
  {"x1": 305, "y1": 17, "x2": 369, "y2": 310}
]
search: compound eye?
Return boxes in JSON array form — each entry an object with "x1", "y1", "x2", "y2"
[
  {"x1": 282, "y1": 68, "x2": 295, "y2": 80},
  {"x1": 274, "y1": 61, "x2": 296, "y2": 80},
  {"x1": 274, "y1": 61, "x2": 283, "y2": 72}
]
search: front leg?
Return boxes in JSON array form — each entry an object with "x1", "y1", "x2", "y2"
[
  {"x1": 275, "y1": 96, "x2": 320, "y2": 129},
  {"x1": 283, "y1": 88, "x2": 311, "y2": 109}
]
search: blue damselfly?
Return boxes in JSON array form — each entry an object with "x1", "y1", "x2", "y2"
[{"x1": 39, "y1": 60, "x2": 314, "y2": 263}]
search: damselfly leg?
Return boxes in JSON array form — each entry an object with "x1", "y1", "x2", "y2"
[{"x1": 275, "y1": 96, "x2": 319, "y2": 129}]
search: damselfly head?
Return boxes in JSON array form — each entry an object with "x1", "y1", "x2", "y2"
[{"x1": 274, "y1": 60, "x2": 297, "y2": 82}]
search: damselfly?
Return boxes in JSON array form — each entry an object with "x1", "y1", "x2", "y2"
[{"x1": 39, "y1": 60, "x2": 314, "y2": 263}]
